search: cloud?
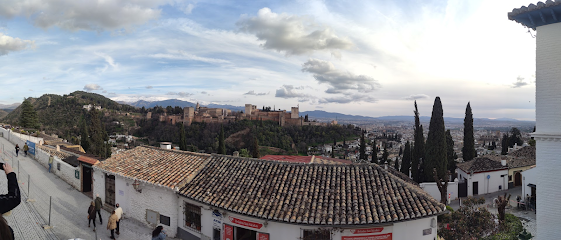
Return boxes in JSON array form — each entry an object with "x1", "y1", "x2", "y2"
[
  {"x1": 302, "y1": 58, "x2": 380, "y2": 94},
  {"x1": 146, "y1": 86, "x2": 153, "y2": 89},
  {"x1": 95, "y1": 52, "x2": 118, "y2": 68},
  {"x1": 244, "y1": 90, "x2": 269, "y2": 96},
  {"x1": 83, "y1": 84, "x2": 102, "y2": 91},
  {"x1": 200, "y1": 91, "x2": 208, "y2": 94},
  {"x1": 0, "y1": 33, "x2": 35, "y2": 55},
  {"x1": 404, "y1": 94, "x2": 429, "y2": 100},
  {"x1": 167, "y1": 92, "x2": 193, "y2": 97},
  {"x1": 147, "y1": 50, "x2": 230, "y2": 64},
  {"x1": 319, "y1": 95, "x2": 377, "y2": 104},
  {"x1": 237, "y1": 8, "x2": 353, "y2": 56},
  {"x1": 512, "y1": 76, "x2": 528, "y2": 88},
  {"x1": 0, "y1": 0, "x2": 163, "y2": 32},
  {"x1": 102, "y1": 90, "x2": 107, "y2": 93},
  {"x1": 275, "y1": 85, "x2": 313, "y2": 101},
  {"x1": 183, "y1": 3, "x2": 195, "y2": 14}
]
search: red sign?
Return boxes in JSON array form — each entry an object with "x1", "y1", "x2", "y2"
[
  {"x1": 258, "y1": 232, "x2": 270, "y2": 240},
  {"x1": 351, "y1": 228, "x2": 384, "y2": 234},
  {"x1": 342, "y1": 233, "x2": 392, "y2": 240},
  {"x1": 228, "y1": 217, "x2": 263, "y2": 229},
  {"x1": 223, "y1": 224, "x2": 233, "y2": 240}
]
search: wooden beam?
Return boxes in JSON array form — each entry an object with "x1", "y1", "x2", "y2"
[
  {"x1": 551, "y1": 9, "x2": 557, "y2": 21},
  {"x1": 539, "y1": 11, "x2": 546, "y2": 23},
  {"x1": 529, "y1": 14, "x2": 535, "y2": 27}
]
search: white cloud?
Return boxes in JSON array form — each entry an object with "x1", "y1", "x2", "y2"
[
  {"x1": 302, "y1": 58, "x2": 380, "y2": 94},
  {"x1": 147, "y1": 50, "x2": 230, "y2": 64},
  {"x1": 404, "y1": 94, "x2": 429, "y2": 100},
  {"x1": 83, "y1": 84, "x2": 102, "y2": 91},
  {"x1": 0, "y1": 33, "x2": 34, "y2": 55},
  {"x1": 275, "y1": 85, "x2": 312, "y2": 99},
  {"x1": 511, "y1": 76, "x2": 528, "y2": 88},
  {"x1": 319, "y1": 95, "x2": 377, "y2": 104},
  {"x1": 183, "y1": 3, "x2": 195, "y2": 14},
  {"x1": 95, "y1": 52, "x2": 118, "y2": 68},
  {"x1": 146, "y1": 86, "x2": 153, "y2": 89},
  {"x1": 244, "y1": 90, "x2": 269, "y2": 96},
  {"x1": 167, "y1": 92, "x2": 193, "y2": 97},
  {"x1": 237, "y1": 8, "x2": 353, "y2": 56},
  {"x1": 0, "y1": 0, "x2": 164, "y2": 32}
]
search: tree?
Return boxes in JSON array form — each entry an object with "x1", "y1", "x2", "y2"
[
  {"x1": 179, "y1": 123, "x2": 187, "y2": 151},
  {"x1": 331, "y1": 138, "x2": 336, "y2": 158},
  {"x1": 218, "y1": 125, "x2": 226, "y2": 154},
  {"x1": 400, "y1": 141, "x2": 412, "y2": 176},
  {"x1": 381, "y1": 144, "x2": 389, "y2": 165},
  {"x1": 394, "y1": 156, "x2": 400, "y2": 170},
  {"x1": 359, "y1": 132, "x2": 366, "y2": 160},
  {"x1": 398, "y1": 147, "x2": 403, "y2": 156},
  {"x1": 412, "y1": 101, "x2": 425, "y2": 183},
  {"x1": 509, "y1": 127, "x2": 523, "y2": 148},
  {"x1": 80, "y1": 116, "x2": 90, "y2": 153},
  {"x1": 19, "y1": 98, "x2": 39, "y2": 129},
  {"x1": 446, "y1": 130, "x2": 457, "y2": 177},
  {"x1": 239, "y1": 148, "x2": 250, "y2": 157},
  {"x1": 251, "y1": 137, "x2": 260, "y2": 158},
  {"x1": 433, "y1": 168, "x2": 450, "y2": 205},
  {"x1": 438, "y1": 197, "x2": 495, "y2": 240},
  {"x1": 501, "y1": 133, "x2": 509, "y2": 155},
  {"x1": 462, "y1": 102, "x2": 476, "y2": 161},
  {"x1": 495, "y1": 192, "x2": 511, "y2": 222},
  {"x1": 424, "y1": 97, "x2": 447, "y2": 182}
]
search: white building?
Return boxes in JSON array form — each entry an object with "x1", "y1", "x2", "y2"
[
  {"x1": 509, "y1": 2, "x2": 561, "y2": 238},
  {"x1": 522, "y1": 166, "x2": 537, "y2": 202},
  {"x1": 94, "y1": 146, "x2": 445, "y2": 240},
  {"x1": 456, "y1": 157, "x2": 508, "y2": 197}
]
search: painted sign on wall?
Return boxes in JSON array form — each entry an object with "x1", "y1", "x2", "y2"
[
  {"x1": 228, "y1": 216, "x2": 263, "y2": 229},
  {"x1": 351, "y1": 227, "x2": 384, "y2": 234},
  {"x1": 342, "y1": 233, "x2": 392, "y2": 240},
  {"x1": 223, "y1": 224, "x2": 233, "y2": 240},
  {"x1": 257, "y1": 232, "x2": 269, "y2": 240}
]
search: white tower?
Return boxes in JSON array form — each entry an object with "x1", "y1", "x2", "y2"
[{"x1": 510, "y1": 3, "x2": 561, "y2": 238}]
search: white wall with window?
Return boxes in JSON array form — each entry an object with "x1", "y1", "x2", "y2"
[
  {"x1": 177, "y1": 196, "x2": 439, "y2": 240},
  {"x1": 457, "y1": 168, "x2": 508, "y2": 197}
]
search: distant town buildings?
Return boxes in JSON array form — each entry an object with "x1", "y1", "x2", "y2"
[{"x1": 82, "y1": 104, "x2": 101, "y2": 111}]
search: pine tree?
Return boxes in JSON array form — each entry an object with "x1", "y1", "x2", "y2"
[
  {"x1": 179, "y1": 123, "x2": 187, "y2": 151},
  {"x1": 252, "y1": 137, "x2": 260, "y2": 158},
  {"x1": 424, "y1": 97, "x2": 448, "y2": 182},
  {"x1": 446, "y1": 130, "x2": 457, "y2": 178},
  {"x1": 359, "y1": 131, "x2": 366, "y2": 160},
  {"x1": 401, "y1": 141, "x2": 412, "y2": 176},
  {"x1": 80, "y1": 116, "x2": 90, "y2": 153},
  {"x1": 218, "y1": 125, "x2": 226, "y2": 154},
  {"x1": 19, "y1": 98, "x2": 39, "y2": 129},
  {"x1": 462, "y1": 102, "x2": 476, "y2": 161},
  {"x1": 412, "y1": 101, "x2": 425, "y2": 183}
]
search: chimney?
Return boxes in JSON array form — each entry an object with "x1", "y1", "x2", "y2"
[
  {"x1": 501, "y1": 159, "x2": 507, "y2": 166},
  {"x1": 159, "y1": 142, "x2": 172, "y2": 150},
  {"x1": 233, "y1": 151, "x2": 239, "y2": 157},
  {"x1": 56, "y1": 145, "x2": 60, "y2": 152}
]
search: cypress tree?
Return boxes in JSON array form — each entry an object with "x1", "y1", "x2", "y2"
[
  {"x1": 80, "y1": 116, "x2": 90, "y2": 153},
  {"x1": 218, "y1": 125, "x2": 226, "y2": 154},
  {"x1": 179, "y1": 123, "x2": 187, "y2": 151},
  {"x1": 331, "y1": 138, "x2": 336, "y2": 158},
  {"x1": 252, "y1": 137, "x2": 260, "y2": 158},
  {"x1": 398, "y1": 147, "x2": 403, "y2": 156},
  {"x1": 424, "y1": 97, "x2": 448, "y2": 182},
  {"x1": 19, "y1": 98, "x2": 39, "y2": 129},
  {"x1": 412, "y1": 101, "x2": 425, "y2": 182},
  {"x1": 359, "y1": 131, "x2": 366, "y2": 160},
  {"x1": 401, "y1": 141, "x2": 412, "y2": 176},
  {"x1": 501, "y1": 133, "x2": 509, "y2": 155},
  {"x1": 446, "y1": 129, "x2": 457, "y2": 177},
  {"x1": 394, "y1": 156, "x2": 400, "y2": 170},
  {"x1": 89, "y1": 109, "x2": 105, "y2": 157},
  {"x1": 381, "y1": 144, "x2": 389, "y2": 165},
  {"x1": 462, "y1": 102, "x2": 476, "y2": 161}
]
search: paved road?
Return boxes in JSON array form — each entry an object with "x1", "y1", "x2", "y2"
[{"x1": 0, "y1": 137, "x2": 158, "y2": 240}]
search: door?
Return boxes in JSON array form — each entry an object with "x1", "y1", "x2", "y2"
[
  {"x1": 515, "y1": 172, "x2": 522, "y2": 186},
  {"x1": 105, "y1": 174, "x2": 116, "y2": 206},
  {"x1": 473, "y1": 181, "x2": 479, "y2": 195},
  {"x1": 458, "y1": 181, "x2": 468, "y2": 198},
  {"x1": 82, "y1": 165, "x2": 92, "y2": 192}
]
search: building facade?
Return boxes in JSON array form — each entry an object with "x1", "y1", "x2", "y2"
[{"x1": 456, "y1": 157, "x2": 509, "y2": 196}]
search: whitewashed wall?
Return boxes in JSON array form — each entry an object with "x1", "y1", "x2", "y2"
[
  {"x1": 457, "y1": 169, "x2": 508, "y2": 196},
  {"x1": 36, "y1": 148, "x2": 81, "y2": 190},
  {"x1": 420, "y1": 181, "x2": 458, "y2": 202},
  {"x1": 178, "y1": 196, "x2": 438, "y2": 240},
  {"x1": 522, "y1": 167, "x2": 537, "y2": 198}
]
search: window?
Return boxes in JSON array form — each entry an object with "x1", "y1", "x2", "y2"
[
  {"x1": 184, "y1": 202, "x2": 201, "y2": 231},
  {"x1": 302, "y1": 229, "x2": 331, "y2": 240},
  {"x1": 509, "y1": 175, "x2": 512, "y2": 181},
  {"x1": 57, "y1": 162, "x2": 61, "y2": 171},
  {"x1": 160, "y1": 214, "x2": 170, "y2": 226}
]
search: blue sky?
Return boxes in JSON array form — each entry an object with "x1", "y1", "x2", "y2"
[{"x1": 0, "y1": 0, "x2": 538, "y2": 120}]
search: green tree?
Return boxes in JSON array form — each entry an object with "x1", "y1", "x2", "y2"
[
  {"x1": 424, "y1": 97, "x2": 447, "y2": 182},
  {"x1": 438, "y1": 197, "x2": 496, "y2": 240},
  {"x1": 331, "y1": 138, "x2": 336, "y2": 158},
  {"x1": 80, "y1": 116, "x2": 90, "y2": 153},
  {"x1": 501, "y1": 133, "x2": 509, "y2": 155},
  {"x1": 462, "y1": 102, "x2": 476, "y2": 161},
  {"x1": 239, "y1": 148, "x2": 250, "y2": 157},
  {"x1": 508, "y1": 127, "x2": 523, "y2": 148},
  {"x1": 446, "y1": 130, "x2": 457, "y2": 175},
  {"x1": 252, "y1": 137, "x2": 260, "y2": 158},
  {"x1": 19, "y1": 98, "x2": 39, "y2": 129},
  {"x1": 359, "y1": 131, "x2": 366, "y2": 160},
  {"x1": 412, "y1": 101, "x2": 425, "y2": 183},
  {"x1": 88, "y1": 109, "x2": 110, "y2": 158},
  {"x1": 218, "y1": 125, "x2": 226, "y2": 154},
  {"x1": 179, "y1": 123, "x2": 187, "y2": 151},
  {"x1": 401, "y1": 141, "x2": 412, "y2": 176},
  {"x1": 381, "y1": 144, "x2": 389, "y2": 165},
  {"x1": 394, "y1": 156, "x2": 400, "y2": 170}
]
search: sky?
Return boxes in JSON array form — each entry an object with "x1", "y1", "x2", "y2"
[{"x1": 0, "y1": 0, "x2": 539, "y2": 120}]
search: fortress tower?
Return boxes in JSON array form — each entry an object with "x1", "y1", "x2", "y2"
[
  {"x1": 183, "y1": 107, "x2": 195, "y2": 126},
  {"x1": 510, "y1": 3, "x2": 561, "y2": 238},
  {"x1": 291, "y1": 106, "x2": 299, "y2": 119}
]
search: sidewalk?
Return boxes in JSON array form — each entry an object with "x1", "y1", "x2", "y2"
[{"x1": 0, "y1": 137, "x2": 157, "y2": 240}]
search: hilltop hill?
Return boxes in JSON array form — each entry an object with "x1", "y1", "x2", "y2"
[
  {"x1": 4, "y1": 91, "x2": 137, "y2": 136},
  {"x1": 0, "y1": 109, "x2": 8, "y2": 119}
]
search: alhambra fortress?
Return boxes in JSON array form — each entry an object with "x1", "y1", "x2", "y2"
[{"x1": 147, "y1": 103, "x2": 336, "y2": 126}]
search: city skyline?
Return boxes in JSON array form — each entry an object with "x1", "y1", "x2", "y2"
[{"x1": 0, "y1": 0, "x2": 538, "y2": 120}]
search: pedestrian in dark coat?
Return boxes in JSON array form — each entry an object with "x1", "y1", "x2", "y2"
[
  {"x1": 14, "y1": 145, "x2": 19, "y2": 157},
  {"x1": 0, "y1": 163, "x2": 20, "y2": 240},
  {"x1": 88, "y1": 201, "x2": 97, "y2": 231},
  {"x1": 95, "y1": 194, "x2": 103, "y2": 223},
  {"x1": 23, "y1": 143, "x2": 29, "y2": 156}
]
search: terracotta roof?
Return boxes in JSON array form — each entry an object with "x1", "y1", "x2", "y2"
[
  {"x1": 385, "y1": 168, "x2": 419, "y2": 186},
  {"x1": 94, "y1": 146, "x2": 210, "y2": 189},
  {"x1": 180, "y1": 155, "x2": 444, "y2": 226},
  {"x1": 36, "y1": 145, "x2": 72, "y2": 160},
  {"x1": 313, "y1": 156, "x2": 352, "y2": 165},
  {"x1": 457, "y1": 157, "x2": 508, "y2": 173},
  {"x1": 78, "y1": 156, "x2": 99, "y2": 165},
  {"x1": 508, "y1": 1, "x2": 561, "y2": 29},
  {"x1": 260, "y1": 155, "x2": 312, "y2": 164}
]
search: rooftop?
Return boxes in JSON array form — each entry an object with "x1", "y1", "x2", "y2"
[
  {"x1": 457, "y1": 157, "x2": 508, "y2": 174},
  {"x1": 508, "y1": 1, "x2": 561, "y2": 30},
  {"x1": 260, "y1": 155, "x2": 352, "y2": 165}
]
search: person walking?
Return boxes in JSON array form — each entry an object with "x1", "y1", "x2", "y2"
[
  {"x1": 23, "y1": 143, "x2": 29, "y2": 156},
  {"x1": 95, "y1": 194, "x2": 103, "y2": 224},
  {"x1": 152, "y1": 226, "x2": 167, "y2": 240},
  {"x1": 0, "y1": 163, "x2": 20, "y2": 240},
  {"x1": 48, "y1": 155, "x2": 54, "y2": 173},
  {"x1": 87, "y1": 201, "x2": 97, "y2": 231},
  {"x1": 107, "y1": 210, "x2": 118, "y2": 239},
  {"x1": 114, "y1": 203, "x2": 123, "y2": 235},
  {"x1": 14, "y1": 144, "x2": 19, "y2": 157}
]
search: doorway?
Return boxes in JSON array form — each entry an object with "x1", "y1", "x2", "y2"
[
  {"x1": 105, "y1": 174, "x2": 115, "y2": 207},
  {"x1": 82, "y1": 164, "x2": 92, "y2": 193},
  {"x1": 515, "y1": 172, "x2": 522, "y2": 186},
  {"x1": 473, "y1": 181, "x2": 479, "y2": 195}
]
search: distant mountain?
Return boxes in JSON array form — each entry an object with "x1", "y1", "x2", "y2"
[
  {"x1": 301, "y1": 110, "x2": 377, "y2": 121},
  {"x1": 0, "y1": 103, "x2": 20, "y2": 109},
  {"x1": 0, "y1": 109, "x2": 8, "y2": 120}
]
